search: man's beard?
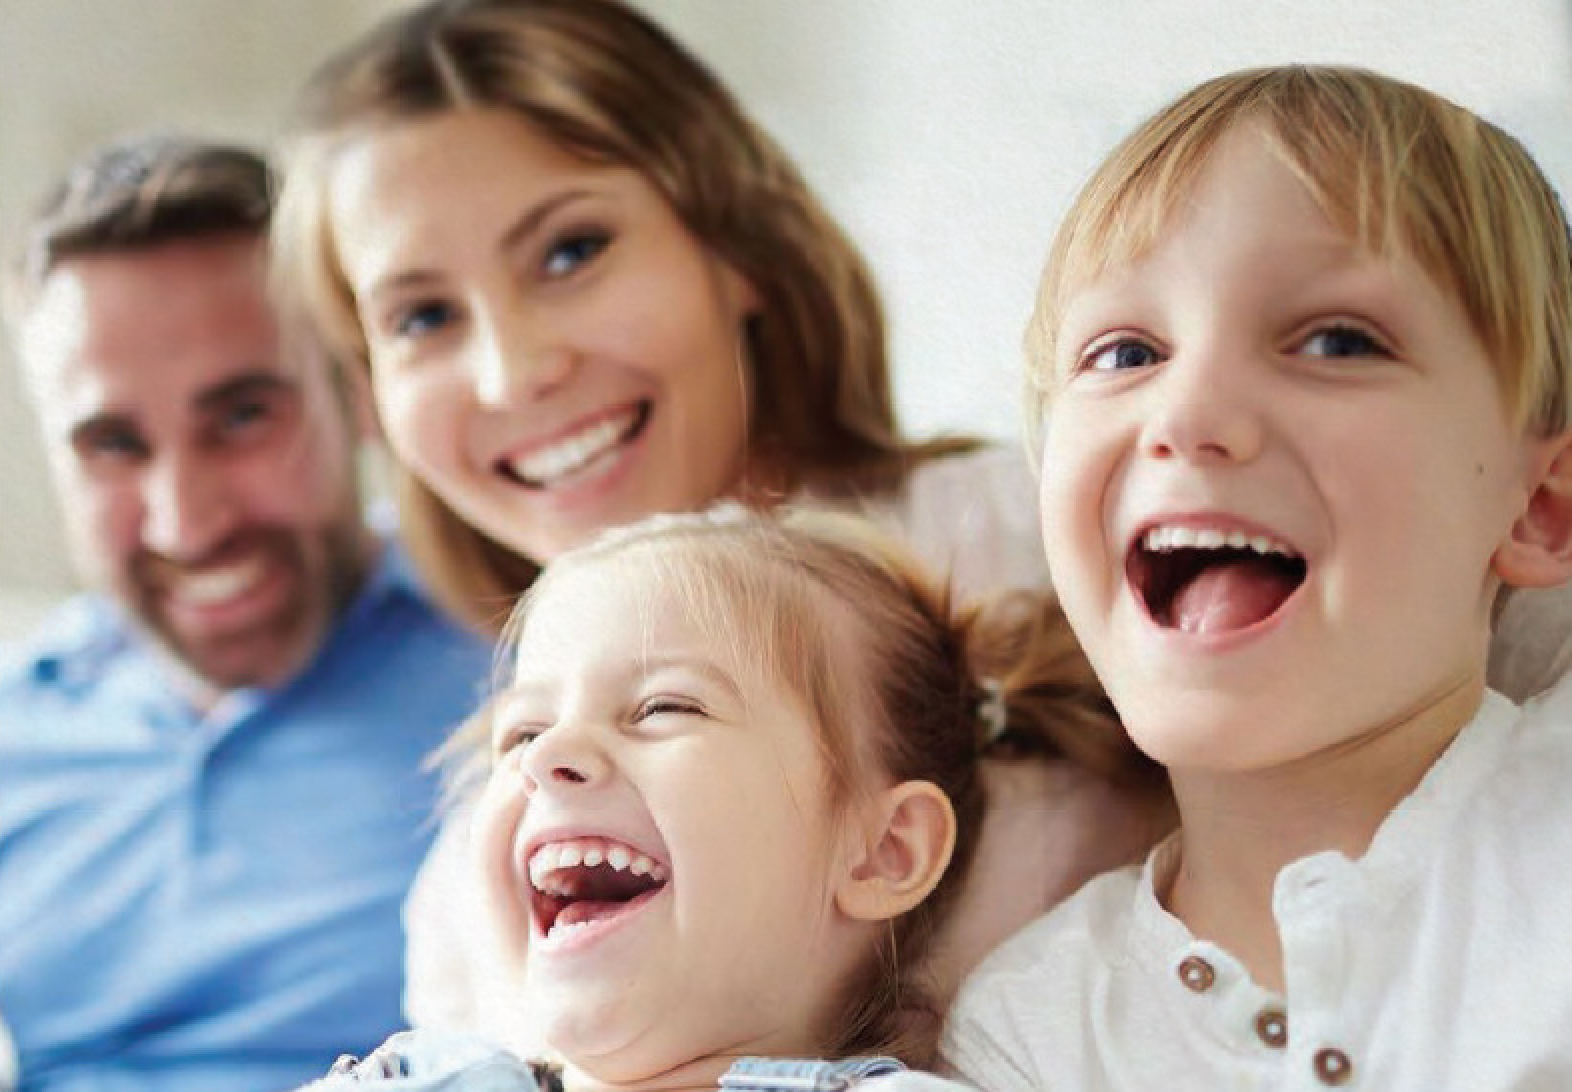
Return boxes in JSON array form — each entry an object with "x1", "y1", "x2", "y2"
[{"x1": 121, "y1": 511, "x2": 372, "y2": 695}]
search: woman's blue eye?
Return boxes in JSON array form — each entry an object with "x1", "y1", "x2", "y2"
[
  {"x1": 542, "y1": 232, "x2": 610, "y2": 278},
  {"x1": 1301, "y1": 324, "x2": 1389, "y2": 359},
  {"x1": 1085, "y1": 339, "x2": 1161, "y2": 372},
  {"x1": 394, "y1": 301, "x2": 456, "y2": 338}
]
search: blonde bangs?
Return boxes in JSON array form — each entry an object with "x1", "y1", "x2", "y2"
[{"x1": 1028, "y1": 65, "x2": 1572, "y2": 439}]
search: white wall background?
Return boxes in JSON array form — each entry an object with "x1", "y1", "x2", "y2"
[{"x1": 2, "y1": 0, "x2": 1569, "y2": 637}]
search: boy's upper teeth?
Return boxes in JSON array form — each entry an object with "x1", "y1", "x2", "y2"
[
  {"x1": 1142, "y1": 525, "x2": 1294, "y2": 556},
  {"x1": 528, "y1": 836, "x2": 666, "y2": 892}
]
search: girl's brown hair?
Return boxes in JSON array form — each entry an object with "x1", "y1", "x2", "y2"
[
  {"x1": 274, "y1": 0, "x2": 972, "y2": 634},
  {"x1": 501, "y1": 508, "x2": 1163, "y2": 1067}
]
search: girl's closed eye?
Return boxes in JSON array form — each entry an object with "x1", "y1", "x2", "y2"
[
  {"x1": 1080, "y1": 335, "x2": 1165, "y2": 374},
  {"x1": 541, "y1": 227, "x2": 612, "y2": 280},
  {"x1": 633, "y1": 695, "x2": 706, "y2": 723},
  {"x1": 494, "y1": 722, "x2": 546, "y2": 761}
]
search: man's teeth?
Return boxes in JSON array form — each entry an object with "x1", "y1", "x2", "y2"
[
  {"x1": 169, "y1": 558, "x2": 266, "y2": 605},
  {"x1": 507, "y1": 411, "x2": 635, "y2": 485},
  {"x1": 1141, "y1": 526, "x2": 1294, "y2": 556},
  {"x1": 528, "y1": 838, "x2": 667, "y2": 892}
]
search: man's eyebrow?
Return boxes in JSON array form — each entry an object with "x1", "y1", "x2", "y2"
[{"x1": 192, "y1": 372, "x2": 295, "y2": 414}]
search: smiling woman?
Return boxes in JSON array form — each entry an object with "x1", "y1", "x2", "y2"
[{"x1": 270, "y1": 0, "x2": 1165, "y2": 1051}]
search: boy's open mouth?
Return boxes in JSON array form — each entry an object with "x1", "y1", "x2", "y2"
[
  {"x1": 527, "y1": 836, "x2": 670, "y2": 941},
  {"x1": 1127, "y1": 525, "x2": 1307, "y2": 634}
]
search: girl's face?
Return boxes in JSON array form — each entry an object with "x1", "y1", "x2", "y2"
[
  {"x1": 327, "y1": 109, "x2": 758, "y2": 564},
  {"x1": 469, "y1": 558, "x2": 874, "y2": 1085}
]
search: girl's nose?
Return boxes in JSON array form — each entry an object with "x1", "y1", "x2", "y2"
[{"x1": 517, "y1": 717, "x2": 609, "y2": 795}]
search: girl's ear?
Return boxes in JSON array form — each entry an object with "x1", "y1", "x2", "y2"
[
  {"x1": 835, "y1": 781, "x2": 956, "y2": 923},
  {"x1": 1497, "y1": 432, "x2": 1572, "y2": 589}
]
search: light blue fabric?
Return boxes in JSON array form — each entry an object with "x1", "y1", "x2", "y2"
[
  {"x1": 298, "y1": 1029, "x2": 905, "y2": 1092},
  {"x1": 0, "y1": 543, "x2": 493, "y2": 1092}
]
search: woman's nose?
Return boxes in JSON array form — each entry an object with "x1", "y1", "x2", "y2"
[{"x1": 468, "y1": 307, "x2": 576, "y2": 407}]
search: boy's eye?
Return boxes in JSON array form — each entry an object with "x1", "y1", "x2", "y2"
[
  {"x1": 1082, "y1": 337, "x2": 1162, "y2": 373},
  {"x1": 393, "y1": 299, "x2": 458, "y2": 339},
  {"x1": 1298, "y1": 323, "x2": 1391, "y2": 359},
  {"x1": 542, "y1": 231, "x2": 611, "y2": 279}
]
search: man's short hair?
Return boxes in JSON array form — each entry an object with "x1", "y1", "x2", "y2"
[{"x1": 6, "y1": 135, "x2": 274, "y2": 322}]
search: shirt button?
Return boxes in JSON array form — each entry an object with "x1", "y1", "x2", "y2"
[
  {"x1": 1313, "y1": 1047, "x2": 1352, "y2": 1085},
  {"x1": 1254, "y1": 1007, "x2": 1288, "y2": 1048},
  {"x1": 1177, "y1": 956, "x2": 1215, "y2": 992}
]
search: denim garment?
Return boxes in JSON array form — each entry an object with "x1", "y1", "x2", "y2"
[
  {"x1": 0, "y1": 542, "x2": 493, "y2": 1092},
  {"x1": 305, "y1": 1030, "x2": 905, "y2": 1092}
]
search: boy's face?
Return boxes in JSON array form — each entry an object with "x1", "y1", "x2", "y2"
[
  {"x1": 466, "y1": 558, "x2": 869, "y2": 1084},
  {"x1": 1038, "y1": 126, "x2": 1550, "y2": 777}
]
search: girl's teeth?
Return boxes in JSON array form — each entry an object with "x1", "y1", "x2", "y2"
[{"x1": 526, "y1": 838, "x2": 669, "y2": 891}]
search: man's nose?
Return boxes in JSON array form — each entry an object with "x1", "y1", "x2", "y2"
[{"x1": 140, "y1": 451, "x2": 238, "y2": 561}]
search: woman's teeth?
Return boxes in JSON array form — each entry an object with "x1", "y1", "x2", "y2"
[{"x1": 506, "y1": 408, "x2": 640, "y2": 487}]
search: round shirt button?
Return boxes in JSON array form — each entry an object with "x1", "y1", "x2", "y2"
[
  {"x1": 1177, "y1": 956, "x2": 1215, "y2": 992},
  {"x1": 1254, "y1": 1007, "x2": 1288, "y2": 1048},
  {"x1": 1314, "y1": 1047, "x2": 1352, "y2": 1085}
]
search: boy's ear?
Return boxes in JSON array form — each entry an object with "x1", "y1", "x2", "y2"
[
  {"x1": 835, "y1": 781, "x2": 956, "y2": 924},
  {"x1": 1496, "y1": 432, "x2": 1572, "y2": 588}
]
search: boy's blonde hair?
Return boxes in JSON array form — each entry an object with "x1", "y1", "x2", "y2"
[
  {"x1": 490, "y1": 508, "x2": 1163, "y2": 1068},
  {"x1": 1028, "y1": 64, "x2": 1572, "y2": 439},
  {"x1": 273, "y1": 0, "x2": 972, "y2": 635}
]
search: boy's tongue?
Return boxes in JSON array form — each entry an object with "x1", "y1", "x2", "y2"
[{"x1": 1170, "y1": 556, "x2": 1297, "y2": 634}]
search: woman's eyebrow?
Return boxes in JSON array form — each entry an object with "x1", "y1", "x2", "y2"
[{"x1": 496, "y1": 188, "x2": 599, "y2": 255}]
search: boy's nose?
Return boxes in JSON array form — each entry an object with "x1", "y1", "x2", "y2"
[{"x1": 1139, "y1": 351, "x2": 1265, "y2": 465}]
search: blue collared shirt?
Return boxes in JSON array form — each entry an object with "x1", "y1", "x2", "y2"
[{"x1": 0, "y1": 543, "x2": 493, "y2": 1092}]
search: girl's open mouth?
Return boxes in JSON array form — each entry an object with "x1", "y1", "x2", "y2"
[{"x1": 526, "y1": 836, "x2": 670, "y2": 944}]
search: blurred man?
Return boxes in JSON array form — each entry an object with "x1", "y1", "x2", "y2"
[{"x1": 0, "y1": 135, "x2": 492, "y2": 1092}]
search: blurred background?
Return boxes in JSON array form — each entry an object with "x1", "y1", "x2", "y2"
[{"x1": 2, "y1": 0, "x2": 1569, "y2": 637}]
